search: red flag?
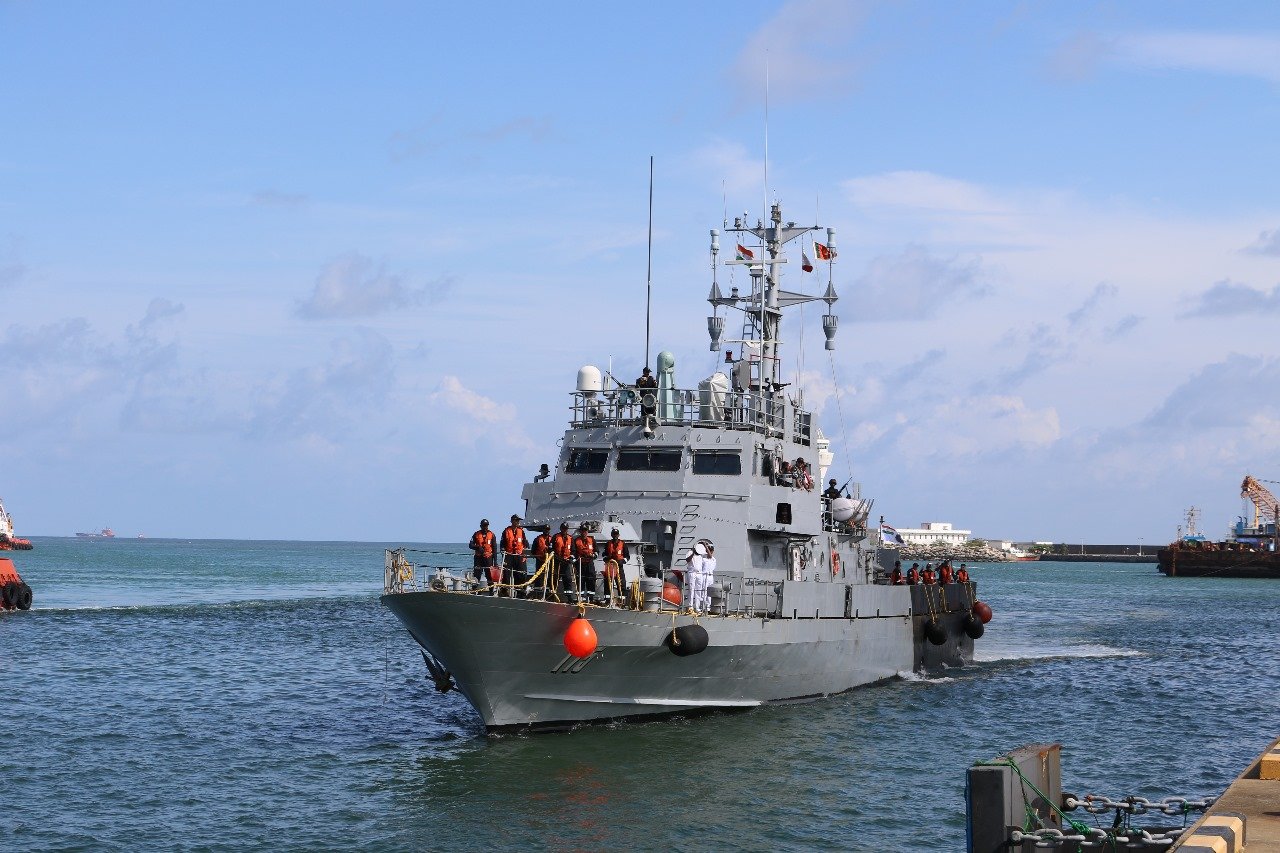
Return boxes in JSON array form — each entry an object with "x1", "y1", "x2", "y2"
[
  {"x1": 814, "y1": 241, "x2": 834, "y2": 261},
  {"x1": 802, "y1": 250, "x2": 813, "y2": 273},
  {"x1": 736, "y1": 243, "x2": 754, "y2": 260}
]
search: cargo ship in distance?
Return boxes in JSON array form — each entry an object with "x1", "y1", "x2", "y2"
[
  {"x1": 380, "y1": 193, "x2": 993, "y2": 733},
  {"x1": 1157, "y1": 477, "x2": 1280, "y2": 579},
  {"x1": 76, "y1": 528, "x2": 116, "y2": 539}
]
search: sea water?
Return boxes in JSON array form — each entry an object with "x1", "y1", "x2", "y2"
[{"x1": 2, "y1": 539, "x2": 1276, "y2": 851}]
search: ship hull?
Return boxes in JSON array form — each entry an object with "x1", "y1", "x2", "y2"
[
  {"x1": 1157, "y1": 548, "x2": 1280, "y2": 579},
  {"x1": 381, "y1": 585, "x2": 975, "y2": 733}
]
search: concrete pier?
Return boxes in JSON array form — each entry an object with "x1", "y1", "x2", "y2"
[{"x1": 1172, "y1": 734, "x2": 1280, "y2": 851}]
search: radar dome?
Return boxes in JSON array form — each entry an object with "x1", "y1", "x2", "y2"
[
  {"x1": 576, "y1": 365, "x2": 603, "y2": 392},
  {"x1": 830, "y1": 497, "x2": 857, "y2": 523}
]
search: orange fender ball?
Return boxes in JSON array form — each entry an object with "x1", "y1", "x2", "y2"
[
  {"x1": 661, "y1": 583, "x2": 682, "y2": 606},
  {"x1": 563, "y1": 617, "x2": 598, "y2": 658},
  {"x1": 971, "y1": 600, "x2": 993, "y2": 624}
]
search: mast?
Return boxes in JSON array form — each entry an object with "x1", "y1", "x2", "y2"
[{"x1": 710, "y1": 201, "x2": 838, "y2": 392}]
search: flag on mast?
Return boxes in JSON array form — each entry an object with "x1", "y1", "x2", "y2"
[
  {"x1": 801, "y1": 250, "x2": 813, "y2": 273},
  {"x1": 880, "y1": 523, "x2": 905, "y2": 545},
  {"x1": 736, "y1": 244, "x2": 754, "y2": 261},
  {"x1": 814, "y1": 241, "x2": 835, "y2": 261}
]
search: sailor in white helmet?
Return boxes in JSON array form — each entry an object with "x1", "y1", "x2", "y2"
[{"x1": 690, "y1": 542, "x2": 709, "y2": 614}]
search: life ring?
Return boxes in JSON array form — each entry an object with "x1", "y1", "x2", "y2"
[
  {"x1": 396, "y1": 559, "x2": 414, "y2": 583},
  {"x1": 831, "y1": 551, "x2": 840, "y2": 576}
]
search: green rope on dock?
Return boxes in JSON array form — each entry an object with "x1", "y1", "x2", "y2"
[{"x1": 973, "y1": 758, "x2": 1090, "y2": 835}]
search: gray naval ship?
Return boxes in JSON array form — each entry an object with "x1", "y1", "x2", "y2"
[{"x1": 382, "y1": 201, "x2": 985, "y2": 733}]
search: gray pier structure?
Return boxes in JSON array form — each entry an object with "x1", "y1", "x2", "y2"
[{"x1": 382, "y1": 201, "x2": 979, "y2": 733}]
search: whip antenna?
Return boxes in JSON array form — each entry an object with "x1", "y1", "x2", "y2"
[{"x1": 645, "y1": 155, "x2": 654, "y2": 368}]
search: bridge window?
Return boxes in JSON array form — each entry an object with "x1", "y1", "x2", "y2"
[
  {"x1": 617, "y1": 448, "x2": 682, "y2": 471},
  {"x1": 565, "y1": 449, "x2": 609, "y2": 474},
  {"x1": 692, "y1": 451, "x2": 741, "y2": 475}
]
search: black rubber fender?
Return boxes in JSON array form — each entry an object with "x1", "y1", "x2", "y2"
[
  {"x1": 924, "y1": 620, "x2": 947, "y2": 646},
  {"x1": 963, "y1": 614, "x2": 985, "y2": 639},
  {"x1": 16, "y1": 583, "x2": 32, "y2": 610},
  {"x1": 1, "y1": 582, "x2": 15, "y2": 609},
  {"x1": 665, "y1": 623, "x2": 709, "y2": 656}
]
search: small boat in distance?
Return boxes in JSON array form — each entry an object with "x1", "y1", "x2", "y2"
[
  {"x1": 76, "y1": 528, "x2": 116, "y2": 539},
  {"x1": 0, "y1": 497, "x2": 34, "y2": 551}
]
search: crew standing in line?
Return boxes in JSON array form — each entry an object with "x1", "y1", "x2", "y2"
[
  {"x1": 469, "y1": 519, "x2": 497, "y2": 586},
  {"x1": 552, "y1": 522, "x2": 575, "y2": 594},
  {"x1": 701, "y1": 543, "x2": 717, "y2": 613},
  {"x1": 890, "y1": 561, "x2": 904, "y2": 585},
  {"x1": 500, "y1": 514, "x2": 529, "y2": 597},
  {"x1": 531, "y1": 526, "x2": 554, "y2": 597},
  {"x1": 906, "y1": 563, "x2": 920, "y2": 585},
  {"x1": 938, "y1": 561, "x2": 953, "y2": 585},
  {"x1": 603, "y1": 528, "x2": 629, "y2": 605},
  {"x1": 572, "y1": 523, "x2": 598, "y2": 601}
]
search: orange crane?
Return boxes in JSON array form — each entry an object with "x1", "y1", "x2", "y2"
[{"x1": 1240, "y1": 475, "x2": 1280, "y2": 531}]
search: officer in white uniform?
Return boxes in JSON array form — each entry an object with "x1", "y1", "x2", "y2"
[
  {"x1": 690, "y1": 542, "x2": 709, "y2": 613},
  {"x1": 701, "y1": 543, "x2": 717, "y2": 613}
]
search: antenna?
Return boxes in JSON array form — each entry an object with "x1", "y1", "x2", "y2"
[
  {"x1": 645, "y1": 155, "x2": 654, "y2": 368},
  {"x1": 762, "y1": 55, "x2": 770, "y2": 226}
]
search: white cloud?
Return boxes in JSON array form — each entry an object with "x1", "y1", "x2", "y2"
[
  {"x1": 296, "y1": 253, "x2": 449, "y2": 320},
  {"x1": 1115, "y1": 32, "x2": 1280, "y2": 84},
  {"x1": 1183, "y1": 280, "x2": 1280, "y2": 317},
  {"x1": 727, "y1": 0, "x2": 875, "y2": 107},
  {"x1": 428, "y1": 375, "x2": 539, "y2": 461},
  {"x1": 848, "y1": 245, "x2": 986, "y2": 322}
]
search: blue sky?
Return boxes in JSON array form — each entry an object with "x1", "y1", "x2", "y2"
[{"x1": 3, "y1": 0, "x2": 1279, "y2": 542}]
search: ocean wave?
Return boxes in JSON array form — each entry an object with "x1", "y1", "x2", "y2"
[
  {"x1": 973, "y1": 643, "x2": 1143, "y2": 663},
  {"x1": 22, "y1": 591, "x2": 380, "y2": 616}
]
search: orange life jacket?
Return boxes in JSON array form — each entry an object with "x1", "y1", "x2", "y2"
[
  {"x1": 891, "y1": 569, "x2": 904, "y2": 585},
  {"x1": 532, "y1": 534, "x2": 551, "y2": 558},
  {"x1": 552, "y1": 532, "x2": 574, "y2": 560},
  {"x1": 906, "y1": 569, "x2": 919, "y2": 584},
  {"x1": 470, "y1": 529, "x2": 496, "y2": 559},
  {"x1": 502, "y1": 525, "x2": 526, "y2": 555},
  {"x1": 573, "y1": 534, "x2": 596, "y2": 559},
  {"x1": 922, "y1": 568, "x2": 937, "y2": 585},
  {"x1": 605, "y1": 539, "x2": 626, "y2": 563},
  {"x1": 956, "y1": 568, "x2": 970, "y2": 584},
  {"x1": 939, "y1": 564, "x2": 953, "y2": 584}
]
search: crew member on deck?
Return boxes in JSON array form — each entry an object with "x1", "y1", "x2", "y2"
[
  {"x1": 531, "y1": 527, "x2": 553, "y2": 596},
  {"x1": 938, "y1": 561, "x2": 953, "y2": 585},
  {"x1": 603, "y1": 529, "x2": 629, "y2": 604},
  {"x1": 906, "y1": 563, "x2": 920, "y2": 585},
  {"x1": 922, "y1": 563, "x2": 937, "y2": 585},
  {"x1": 956, "y1": 563, "x2": 970, "y2": 584},
  {"x1": 823, "y1": 479, "x2": 842, "y2": 500},
  {"x1": 469, "y1": 519, "x2": 497, "y2": 585},
  {"x1": 572, "y1": 524, "x2": 598, "y2": 600},
  {"x1": 636, "y1": 366, "x2": 657, "y2": 419},
  {"x1": 701, "y1": 543, "x2": 717, "y2": 613},
  {"x1": 501, "y1": 515, "x2": 529, "y2": 597},
  {"x1": 890, "y1": 561, "x2": 904, "y2": 585},
  {"x1": 552, "y1": 523, "x2": 575, "y2": 594}
]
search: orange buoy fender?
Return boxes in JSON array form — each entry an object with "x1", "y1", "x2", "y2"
[
  {"x1": 563, "y1": 617, "x2": 598, "y2": 658},
  {"x1": 661, "y1": 582, "x2": 682, "y2": 606},
  {"x1": 971, "y1": 600, "x2": 993, "y2": 624}
]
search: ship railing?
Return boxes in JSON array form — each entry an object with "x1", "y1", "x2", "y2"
[{"x1": 570, "y1": 388, "x2": 808, "y2": 444}]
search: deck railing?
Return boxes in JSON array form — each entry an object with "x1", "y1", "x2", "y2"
[{"x1": 570, "y1": 388, "x2": 811, "y2": 446}]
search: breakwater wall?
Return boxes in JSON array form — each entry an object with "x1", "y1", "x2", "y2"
[{"x1": 1036, "y1": 544, "x2": 1157, "y2": 563}]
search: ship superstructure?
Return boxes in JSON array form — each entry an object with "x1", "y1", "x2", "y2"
[{"x1": 381, "y1": 200, "x2": 987, "y2": 733}]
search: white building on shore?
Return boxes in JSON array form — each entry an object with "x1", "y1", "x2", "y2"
[{"x1": 896, "y1": 522, "x2": 971, "y2": 546}]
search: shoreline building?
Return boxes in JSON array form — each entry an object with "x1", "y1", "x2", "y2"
[{"x1": 896, "y1": 522, "x2": 971, "y2": 547}]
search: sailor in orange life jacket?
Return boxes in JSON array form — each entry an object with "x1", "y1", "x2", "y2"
[
  {"x1": 572, "y1": 524, "x2": 598, "y2": 600},
  {"x1": 890, "y1": 560, "x2": 904, "y2": 585},
  {"x1": 956, "y1": 563, "x2": 970, "y2": 584},
  {"x1": 469, "y1": 519, "x2": 497, "y2": 584},
  {"x1": 603, "y1": 528, "x2": 629, "y2": 602},
  {"x1": 938, "y1": 561, "x2": 953, "y2": 585},
  {"x1": 530, "y1": 527, "x2": 553, "y2": 596},
  {"x1": 921, "y1": 563, "x2": 937, "y2": 585},
  {"x1": 906, "y1": 563, "x2": 920, "y2": 585},
  {"x1": 551, "y1": 523, "x2": 575, "y2": 593},
  {"x1": 500, "y1": 514, "x2": 529, "y2": 597}
]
